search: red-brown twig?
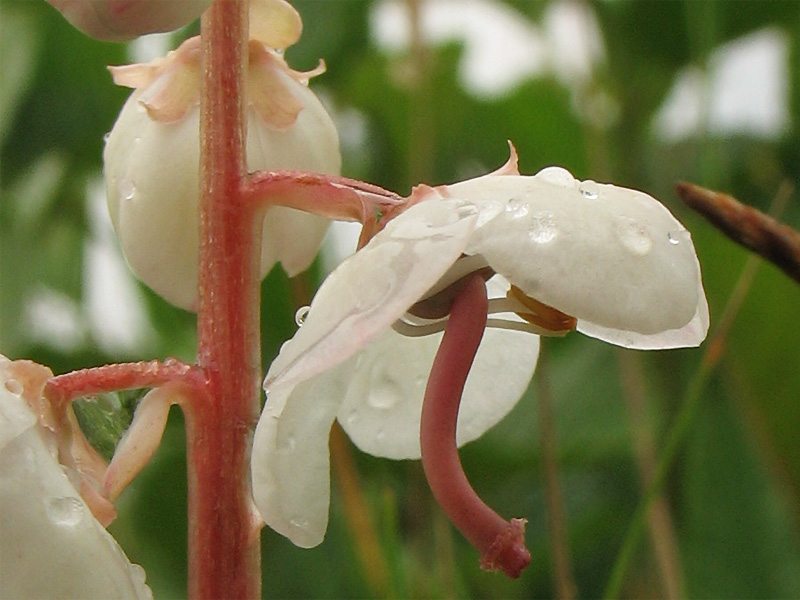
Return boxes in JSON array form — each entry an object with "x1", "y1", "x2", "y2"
[{"x1": 676, "y1": 181, "x2": 800, "y2": 284}]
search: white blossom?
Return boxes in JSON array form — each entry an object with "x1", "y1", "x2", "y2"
[
  {"x1": 251, "y1": 154, "x2": 708, "y2": 549},
  {"x1": 0, "y1": 356, "x2": 152, "y2": 599}
]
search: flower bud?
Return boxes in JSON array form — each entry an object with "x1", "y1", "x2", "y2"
[
  {"x1": 104, "y1": 0, "x2": 341, "y2": 310},
  {"x1": 46, "y1": 0, "x2": 212, "y2": 41},
  {"x1": 0, "y1": 356, "x2": 152, "y2": 599}
]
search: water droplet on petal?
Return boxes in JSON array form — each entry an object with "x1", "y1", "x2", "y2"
[
  {"x1": 367, "y1": 372, "x2": 404, "y2": 410},
  {"x1": 505, "y1": 197, "x2": 529, "y2": 219},
  {"x1": 102, "y1": 132, "x2": 111, "y2": 144},
  {"x1": 528, "y1": 213, "x2": 558, "y2": 244},
  {"x1": 535, "y1": 166, "x2": 575, "y2": 187},
  {"x1": 295, "y1": 306, "x2": 310, "y2": 326},
  {"x1": 579, "y1": 180, "x2": 600, "y2": 200},
  {"x1": 4, "y1": 379, "x2": 23, "y2": 396},
  {"x1": 345, "y1": 410, "x2": 359, "y2": 425},
  {"x1": 119, "y1": 179, "x2": 136, "y2": 201},
  {"x1": 454, "y1": 202, "x2": 478, "y2": 219},
  {"x1": 376, "y1": 429, "x2": 386, "y2": 441},
  {"x1": 46, "y1": 496, "x2": 85, "y2": 527},
  {"x1": 667, "y1": 231, "x2": 688, "y2": 245},
  {"x1": 615, "y1": 217, "x2": 653, "y2": 256},
  {"x1": 289, "y1": 516, "x2": 309, "y2": 530}
]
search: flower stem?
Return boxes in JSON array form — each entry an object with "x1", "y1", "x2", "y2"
[
  {"x1": 186, "y1": 0, "x2": 262, "y2": 598},
  {"x1": 45, "y1": 359, "x2": 198, "y2": 407},
  {"x1": 420, "y1": 275, "x2": 531, "y2": 579}
]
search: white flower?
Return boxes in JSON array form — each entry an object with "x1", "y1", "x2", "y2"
[
  {"x1": 251, "y1": 152, "x2": 708, "y2": 551},
  {"x1": 0, "y1": 355, "x2": 152, "y2": 599},
  {"x1": 45, "y1": 0, "x2": 212, "y2": 41},
  {"x1": 104, "y1": 0, "x2": 341, "y2": 310}
]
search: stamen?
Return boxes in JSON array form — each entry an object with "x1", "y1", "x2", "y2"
[
  {"x1": 420, "y1": 275, "x2": 531, "y2": 578},
  {"x1": 507, "y1": 286, "x2": 577, "y2": 334}
]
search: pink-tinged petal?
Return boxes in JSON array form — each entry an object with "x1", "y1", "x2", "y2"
[
  {"x1": 487, "y1": 141, "x2": 521, "y2": 176},
  {"x1": 264, "y1": 199, "x2": 479, "y2": 393},
  {"x1": 249, "y1": 0, "x2": 302, "y2": 50},
  {"x1": 248, "y1": 43, "x2": 306, "y2": 129},
  {"x1": 110, "y1": 37, "x2": 203, "y2": 123},
  {"x1": 137, "y1": 57, "x2": 202, "y2": 122},
  {"x1": 0, "y1": 356, "x2": 152, "y2": 599},
  {"x1": 337, "y1": 298, "x2": 538, "y2": 459},
  {"x1": 251, "y1": 360, "x2": 353, "y2": 548},
  {"x1": 109, "y1": 63, "x2": 160, "y2": 89},
  {"x1": 104, "y1": 383, "x2": 183, "y2": 502}
]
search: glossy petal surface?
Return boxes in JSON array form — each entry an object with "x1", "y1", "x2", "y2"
[
  {"x1": 337, "y1": 318, "x2": 538, "y2": 459},
  {"x1": 450, "y1": 171, "x2": 708, "y2": 347},
  {"x1": 265, "y1": 199, "x2": 478, "y2": 392}
]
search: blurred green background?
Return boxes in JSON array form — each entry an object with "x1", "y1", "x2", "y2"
[{"x1": 2, "y1": 0, "x2": 800, "y2": 598}]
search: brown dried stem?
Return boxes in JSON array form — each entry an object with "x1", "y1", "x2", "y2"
[{"x1": 676, "y1": 181, "x2": 799, "y2": 284}]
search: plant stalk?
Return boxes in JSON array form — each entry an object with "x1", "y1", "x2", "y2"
[{"x1": 187, "y1": 0, "x2": 263, "y2": 597}]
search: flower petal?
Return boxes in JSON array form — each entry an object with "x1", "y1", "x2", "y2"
[
  {"x1": 454, "y1": 172, "x2": 708, "y2": 348},
  {"x1": 264, "y1": 199, "x2": 478, "y2": 392},
  {"x1": 249, "y1": 0, "x2": 302, "y2": 50},
  {"x1": 251, "y1": 359, "x2": 353, "y2": 548},
  {"x1": 337, "y1": 309, "x2": 538, "y2": 460},
  {"x1": 0, "y1": 358, "x2": 152, "y2": 599}
]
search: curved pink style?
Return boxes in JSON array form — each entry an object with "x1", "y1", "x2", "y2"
[{"x1": 420, "y1": 275, "x2": 531, "y2": 578}]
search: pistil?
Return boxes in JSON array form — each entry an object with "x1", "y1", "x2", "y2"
[{"x1": 420, "y1": 275, "x2": 531, "y2": 578}]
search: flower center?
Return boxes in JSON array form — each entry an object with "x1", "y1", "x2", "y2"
[{"x1": 506, "y1": 285, "x2": 577, "y2": 334}]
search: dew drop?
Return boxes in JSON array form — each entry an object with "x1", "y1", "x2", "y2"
[
  {"x1": 345, "y1": 410, "x2": 359, "y2": 425},
  {"x1": 528, "y1": 213, "x2": 558, "y2": 244},
  {"x1": 376, "y1": 429, "x2": 386, "y2": 441},
  {"x1": 289, "y1": 516, "x2": 309, "y2": 530},
  {"x1": 46, "y1": 496, "x2": 85, "y2": 527},
  {"x1": 4, "y1": 378, "x2": 23, "y2": 396},
  {"x1": 119, "y1": 179, "x2": 136, "y2": 201},
  {"x1": 667, "y1": 231, "x2": 686, "y2": 245},
  {"x1": 505, "y1": 197, "x2": 529, "y2": 219},
  {"x1": 615, "y1": 217, "x2": 653, "y2": 256},
  {"x1": 579, "y1": 180, "x2": 600, "y2": 200},
  {"x1": 295, "y1": 306, "x2": 310, "y2": 326},
  {"x1": 535, "y1": 166, "x2": 575, "y2": 187},
  {"x1": 367, "y1": 372, "x2": 403, "y2": 410},
  {"x1": 102, "y1": 132, "x2": 111, "y2": 144},
  {"x1": 455, "y1": 202, "x2": 478, "y2": 219}
]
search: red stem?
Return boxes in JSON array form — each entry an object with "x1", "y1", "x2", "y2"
[
  {"x1": 44, "y1": 359, "x2": 199, "y2": 406},
  {"x1": 420, "y1": 275, "x2": 531, "y2": 578},
  {"x1": 186, "y1": 1, "x2": 262, "y2": 598}
]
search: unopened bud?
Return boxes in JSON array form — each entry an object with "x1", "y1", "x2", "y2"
[
  {"x1": 46, "y1": 0, "x2": 213, "y2": 41},
  {"x1": 104, "y1": 0, "x2": 341, "y2": 310}
]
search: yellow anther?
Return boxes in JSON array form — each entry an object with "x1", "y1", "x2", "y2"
[{"x1": 507, "y1": 286, "x2": 577, "y2": 335}]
